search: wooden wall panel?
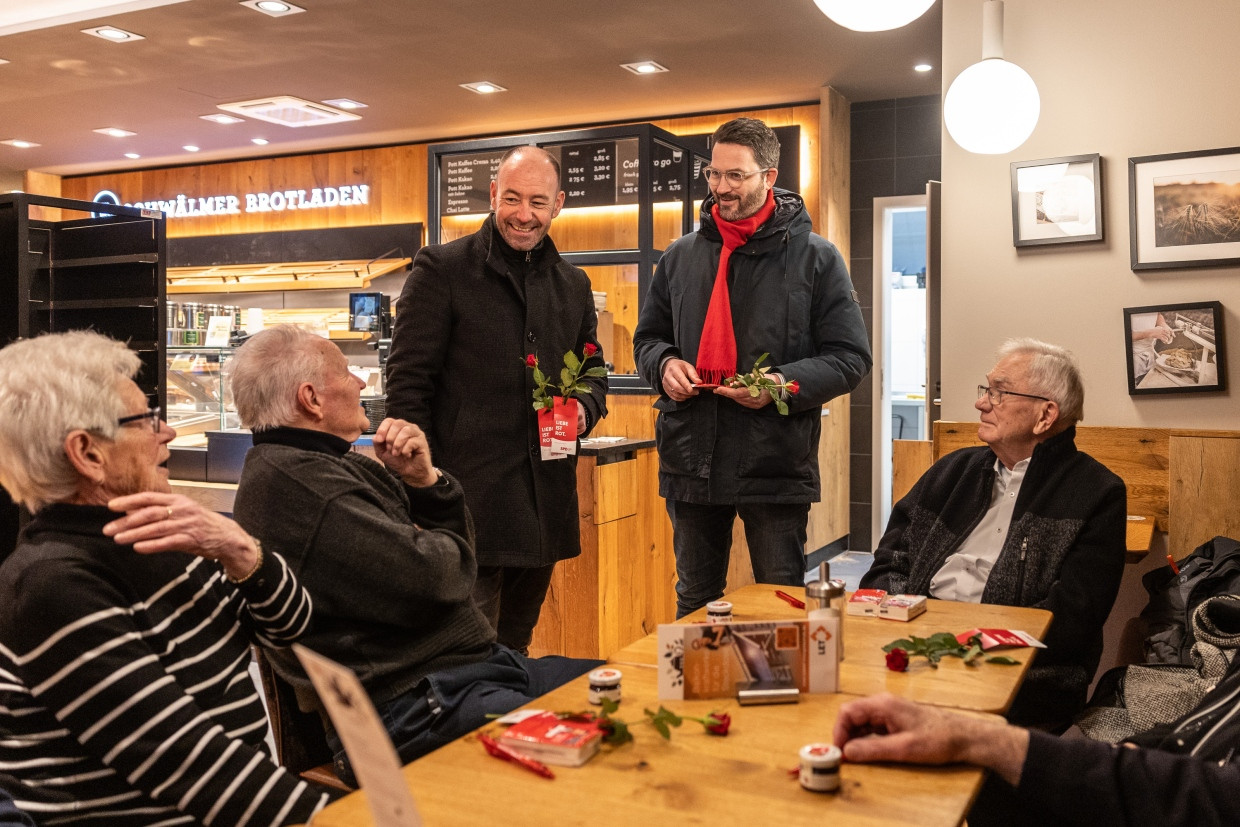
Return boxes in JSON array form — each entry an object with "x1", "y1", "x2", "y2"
[{"x1": 1169, "y1": 432, "x2": 1240, "y2": 559}]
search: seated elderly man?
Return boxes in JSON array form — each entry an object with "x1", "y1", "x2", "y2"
[
  {"x1": 860, "y1": 338, "x2": 1126, "y2": 731},
  {"x1": 0, "y1": 331, "x2": 331, "y2": 826},
  {"x1": 228, "y1": 325, "x2": 600, "y2": 785},
  {"x1": 834, "y1": 661, "x2": 1240, "y2": 827}
]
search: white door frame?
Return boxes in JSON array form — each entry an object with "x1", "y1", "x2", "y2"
[{"x1": 870, "y1": 194, "x2": 928, "y2": 546}]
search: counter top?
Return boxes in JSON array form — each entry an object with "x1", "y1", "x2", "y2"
[{"x1": 578, "y1": 436, "x2": 654, "y2": 458}]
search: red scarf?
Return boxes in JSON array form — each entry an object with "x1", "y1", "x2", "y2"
[{"x1": 696, "y1": 189, "x2": 777, "y2": 384}]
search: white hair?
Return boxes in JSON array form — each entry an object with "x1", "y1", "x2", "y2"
[
  {"x1": 227, "y1": 325, "x2": 329, "y2": 431},
  {"x1": 0, "y1": 331, "x2": 140, "y2": 511},
  {"x1": 996, "y1": 337, "x2": 1085, "y2": 425}
]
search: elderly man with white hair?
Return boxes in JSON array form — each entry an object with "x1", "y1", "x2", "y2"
[
  {"x1": 228, "y1": 325, "x2": 600, "y2": 787},
  {"x1": 861, "y1": 338, "x2": 1127, "y2": 733},
  {"x1": 0, "y1": 331, "x2": 331, "y2": 826}
]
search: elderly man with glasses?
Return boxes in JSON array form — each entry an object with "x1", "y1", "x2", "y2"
[{"x1": 861, "y1": 338, "x2": 1126, "y2": 733}]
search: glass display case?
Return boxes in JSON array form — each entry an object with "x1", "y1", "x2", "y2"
[{"x1": 166, "y1": 347, "x2": 238, "y2": 438}]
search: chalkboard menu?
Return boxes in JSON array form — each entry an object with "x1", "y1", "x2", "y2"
[
  {"x1": 651, "y1": 140, "x2": 688, "y2": 199},
  {"x1": 549, "y1": 138, "x2": 639, "y2": 208},
  {"x1": 440, "y1": 150, "x2": 506, "y2": 215}
]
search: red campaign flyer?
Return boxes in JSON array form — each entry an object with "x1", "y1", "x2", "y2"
[{"x1": 956, "y1": 628, "x2": 1046, "y2": 650}]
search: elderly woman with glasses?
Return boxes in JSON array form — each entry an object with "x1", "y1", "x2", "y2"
[
  {"x1": 860, "y1": 338, "x2": 1127, "y2": 734},
  {"x1": 0, "y1": 331, "x2": 333, "y2": 826}
]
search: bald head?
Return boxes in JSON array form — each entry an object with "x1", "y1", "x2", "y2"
[{"x1": 490, "y1": 146, "x2": 565, "y2": 251}]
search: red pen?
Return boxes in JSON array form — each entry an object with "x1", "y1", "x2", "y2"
[
  {"x1": 478, "y1": 733, "x2": 556, "y2": 779},
  {"x1": 774, "y1": 590, "x2": 806, "y2": 610},
  {"x1": 1166, "y1": 554, "x2": 1181, "y2": 576}
]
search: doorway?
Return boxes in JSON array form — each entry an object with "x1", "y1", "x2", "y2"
[{"x1": 870, "y1": 194, "x2": 929, "y2": 543}]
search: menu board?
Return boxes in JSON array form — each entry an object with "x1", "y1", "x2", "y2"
[
  {"x1": 440, "y1": 150, "x2": 505, "y2": 215},
  {"x1": 553, "y1": 139, "x2": 640, "y2": 208},
  {"x1": 651, "y1": 141, "x2": 687, "y2": 199}
]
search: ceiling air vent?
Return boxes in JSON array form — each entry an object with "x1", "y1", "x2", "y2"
[{"x1": 216, "y1": 96, "x2": 361, "y2": 128}]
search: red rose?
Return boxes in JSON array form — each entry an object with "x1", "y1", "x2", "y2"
[
  {"x1": 704, "y1": 712, "x2": 731, "y2": 735},
  {"x1": 885, "y1": 648, "x2": 909, "y2": 672},
  {"x1": 583, "y1": 342, "x2": 599, "y2": 357},
  {"x1": 785, "y1": 380, "x2": 800, "y2": 395},
  {"x1": 525, "y1": 353, "x2": 538, "y2": 367}
]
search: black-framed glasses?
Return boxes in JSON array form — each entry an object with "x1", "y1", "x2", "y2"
[
  {"x1": 117, "y1": 406, "x2": 162, "y2": 433},
  {"x1": 977, "y1": 385, "x2": 1049, "y2": 406},
  {"x1": 701, "y1": 166, "x2": 770, "y2": 186}
]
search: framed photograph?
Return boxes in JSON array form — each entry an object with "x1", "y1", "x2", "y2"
[
  {"x1": 1010, "y1": 154, "x2": 1103, "y2": 247},
  {"x1": 1124, "y1": 301, "x2": 1227, "y2": 395},
  {"x1": 1129, "y1": 146, "x2": 1240, "y2": 270}
]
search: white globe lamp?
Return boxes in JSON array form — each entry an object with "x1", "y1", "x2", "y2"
[
  {"x1": 944, "y1": 1, "x2": 1040, "y2": 154},
  {"x1": 812, "y1": 0, "x2": 936, "y2": 32}
]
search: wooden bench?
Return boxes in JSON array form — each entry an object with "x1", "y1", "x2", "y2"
[{"x1": 893, "y1": 422, "x2": 1240, "y2": 561}]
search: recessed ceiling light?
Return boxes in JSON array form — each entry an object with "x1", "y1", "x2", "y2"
[
  {"x1": 0, "y1": 58, "x2": 9, "y2": 65},
  {"x1": 2, "y1": 139, "x2": 40, "y2": 148},
  {"x1": 183, "y1": 145, "x2": 200, "y2": 152},
  {"x1": 460, "y1": 81, "x2": 506, "y2": 95},
  {"x1": 322, "y1": 98, "x2": 367, "y2": 110},
  {"x1": 200, "y1": 113, "x2": 245, "y2": 125},
  {"x1": 914, "y1": 63, "x2": 933, "y2": 72},
  {"x1": 251, "y1": 137, "x2": 269, "y2": 145},
  {"x1": 240, "y1": 0, "x2": 305, "y2": 17},
  {"x1": 621, "y1": 61, "x2": 668, "y2": 75},
  {"x1": 82, "y1": 25, "x2": 144, "y2": 41},
  {"x1": 124, "y1": 152, "x2": 141, "y2": 159},
  {"x1": 94, "y1": 127, "x2": 136, "y2": 137},
  {"x1": 217, "y1": 95, "x2": 360, "y2": 127}
]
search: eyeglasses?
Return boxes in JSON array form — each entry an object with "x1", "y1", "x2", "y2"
[
  {"x1": 117, "y1": 406, "x2": 162, "y2": 433},
  {"x1": 701, "y1": 166, "x2": 770, "y2": 186},
  {"x1": 977, "y1": 385, "x2": 1049, "y2": 406}
]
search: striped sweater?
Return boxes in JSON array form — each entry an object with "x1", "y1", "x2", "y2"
[{"x1": 0, "y1": 504, "x2": 332, "y2": 826}]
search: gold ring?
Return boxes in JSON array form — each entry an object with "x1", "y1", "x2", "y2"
[{"x1": 166, "y1": 506, "x2": 174, "y2": 520}]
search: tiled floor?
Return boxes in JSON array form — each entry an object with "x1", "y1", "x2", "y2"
[{"x1": 805, "y1": 550, "x2": 874, "y2": 592}]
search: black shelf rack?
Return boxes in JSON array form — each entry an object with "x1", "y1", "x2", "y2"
[{"x1": 1, "y1": 193, "x2": 167, "y2": 554}]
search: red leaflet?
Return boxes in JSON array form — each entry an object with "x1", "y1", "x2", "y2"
[{"x1": 478, "y1": 733, "x2": 556, "y2": 779}]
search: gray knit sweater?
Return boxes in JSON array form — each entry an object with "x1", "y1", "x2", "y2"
[{"x1": 233, "y1": 427, "x2": 495, "y2": 713}]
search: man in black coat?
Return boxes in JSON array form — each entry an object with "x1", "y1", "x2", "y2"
[{"x1": 386, "y1": 146, "x2": 607, "y2": 652}]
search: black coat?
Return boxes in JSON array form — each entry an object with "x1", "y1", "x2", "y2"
[
  {"x1": 385, "y1": 215, "x2": 607, "y2": 567},
  {"x1": 862, "y1": 426, "x2": 1128, "y2": 729},
  {"x1": 632, "y1": 188, "x2": 871, "y2": 504}
]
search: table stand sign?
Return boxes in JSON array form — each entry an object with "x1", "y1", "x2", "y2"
[{"x1": 293, "y1": 645, "x2": 423, "y2": 827}]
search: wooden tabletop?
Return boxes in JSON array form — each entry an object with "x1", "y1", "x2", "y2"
[
  {"x1": 309, "y1": 663, "x2": 995, "y2": 827},
  {"x1": 607, "y1": 583, "x2": 1052, "y2": 714}
]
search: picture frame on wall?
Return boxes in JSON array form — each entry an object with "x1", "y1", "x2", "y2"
[
  {"x1": 1129, "y1": 146, "x2": 1240, "y2": 270},
  {"x1": 1124, "y1": 301, "x2": 1227, "y2": 396},
  {"x1": 1010, "y1": 154, "x2": 1103, "y2": 247}
]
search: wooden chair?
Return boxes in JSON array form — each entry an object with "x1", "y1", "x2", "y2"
[{"x1": 252, "y1": 647, "x2": 352, "y2": 792}]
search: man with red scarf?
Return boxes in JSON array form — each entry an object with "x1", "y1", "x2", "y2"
[{"x1": 634, "y1": 118, "x2": 871, "y2": 617}]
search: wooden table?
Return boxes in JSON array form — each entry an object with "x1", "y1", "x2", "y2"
[
  {"x1": 608, "y1": 584, "x2": 1052, "y2": 714},
  {"x1": 310, "y1": 663, "x2": 995, "y2": 827}
]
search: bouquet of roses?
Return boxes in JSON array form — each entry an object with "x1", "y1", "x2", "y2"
[{"x1": 524, "y1": 343, "x2": 607, "y2": 459}]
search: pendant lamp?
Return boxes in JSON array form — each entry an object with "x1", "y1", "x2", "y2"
[
  {"x1": 811, "y1": 0, "x2": 936, "y2": 32},
  {"x1": 944, "y1": 0, "x2": 1040, "y2": 154}
]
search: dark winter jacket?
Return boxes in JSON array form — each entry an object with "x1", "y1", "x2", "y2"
[
  {"x1": 385, "y1": 215, "x2": 607, "y2": 567},
  {"x1": 632, "y1": 188, "x2": 871, "y2": 504},
  {"x1": 861, "y1": 426, "x2": 1127, "y2": 730},
  {"x1": 1013, "y1": 651, "x2": 1240, "y2": 826},
  {"x1": 234, "y1": 427, "x2": 496, "y2": 711}
]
